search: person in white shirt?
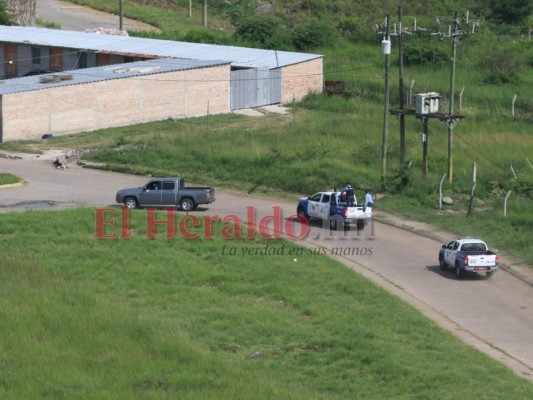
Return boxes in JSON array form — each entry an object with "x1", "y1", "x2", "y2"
[{"x1": 365, "y1": 190, "x2": 374, "y2": 207}]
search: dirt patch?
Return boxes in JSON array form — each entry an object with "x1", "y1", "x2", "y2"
[{"x1": 0, "y1": 148, "x2": 95, "y2": 170}]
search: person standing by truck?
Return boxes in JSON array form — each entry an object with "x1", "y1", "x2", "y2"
[
  {"x1": 365, "y1": 190, "x2": 374, "y2": 207},
  {"x1": 342, "y1": 183, "x2": 355, "y2": 207}
]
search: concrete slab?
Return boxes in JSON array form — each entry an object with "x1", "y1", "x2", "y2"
[
  {"x1": 261, "y1": 105, "x2": 289, "y2": 114},
  {"x1": 232, "y1": 108, "x2": 265, "y2": 117},
  {"x1": 233, "y1": 105, "x2": 289, "y2": 117}
]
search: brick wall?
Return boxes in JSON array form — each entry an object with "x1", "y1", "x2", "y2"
[
  {"x1": 1, "y1": 64, "x2": 230, "y2": 141},
  {"x1": 280, "y1": 58, "x2": 323, "y2": 104}
]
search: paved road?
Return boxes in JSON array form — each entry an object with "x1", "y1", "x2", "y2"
[
  {"x1": 36, "y1": 0, "x2": 159, "y2": 32},
  {"x1": 1, "y1": 155, "x2": 532, "y2": 382}
]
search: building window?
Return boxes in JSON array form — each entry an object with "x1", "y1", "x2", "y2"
[{"x1": 31, "y1": 47, "x2": 41, "y2": 64}]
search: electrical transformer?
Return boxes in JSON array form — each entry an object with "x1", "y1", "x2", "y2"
[{"x1": 415, "y1": 92, "x2": 441, "y2": 114}]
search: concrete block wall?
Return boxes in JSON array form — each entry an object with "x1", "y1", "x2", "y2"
[
  {"x1": 281, "y1": 58, "x2": 323, "y2": 104},
  {"x1": 1, "y1": 64, "x2": 230, "y2": 141}
]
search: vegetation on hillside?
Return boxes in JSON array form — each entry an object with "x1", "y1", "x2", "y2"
[
  {"x1": 64, "y1": 1, "x2": 533, "y2": 50},
  {"x1": 0, "y1": 0, "x2": 14, "y2": 25}
]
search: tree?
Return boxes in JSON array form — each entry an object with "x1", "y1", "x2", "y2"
[
  {"x1": 0, "y1": 1, "x2": 14, "y2": 25},
  {"x1": 293, "y1": 18, "x2": 337, "y2": 51},
  {"x1": 4, "y1": 0, "x2": 35, "y2": 26},
  {"x1": 488, "y1": 0, "x2": 533, "y2": 25},
  {"x1": 235, "y1": 15, "x2": 292, "y2": 49}
]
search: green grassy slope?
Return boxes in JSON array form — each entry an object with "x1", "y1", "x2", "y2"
[{"x1": 1, "y1": 209, "x2": 532, "y2": 398}]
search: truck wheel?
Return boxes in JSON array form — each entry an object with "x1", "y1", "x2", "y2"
[
  {"x1": 455, "y1": 263, "x2": 463, "y2": 279},
  {"x1": 329, "y1": 216, "x2": 340, "y2": 231},
  {"x1": 356, "y1": 220, "x2": 365, "y2": 230},
  {"x1": 439, "y1": 257, "x2": 447, "y2": 271},
  {"x1": 486, "y1": 271, "x2": 494, "y2": 279},
  {"x1": 180, "y1": 198, "x2": 195, "y2": 212},
  {"x1": 297, "y1": 207, "x2": 308, "y2": 222},
  {"x1": 124, "y1": 197, "x2": 138, "y2": 209}
]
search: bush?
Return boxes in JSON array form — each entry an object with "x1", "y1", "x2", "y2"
[
  {"x1": 182, "y1": 29, "x2": 217, "y2": 44},
  {"x1": 507, "y1": 178, "x2": 533, "y2": 199},
  {"x1": 403, "y1": 37, "x2": 448, "y2": 66},
  {"x1": 293, "y1": 18, "x2": 338, "y2": 51},
  {"x1": 234, "y1": 15, "x2": 292, "y2": 49},
  {"x1": 336, "y1": 16, "x2": 375, "y2": 43},
  {"x1": 209, "y1": 0, "x2": 257, "y2": 25},
  {"x1": 479, "y1": 47, "x2": 522, "y2": 84}
]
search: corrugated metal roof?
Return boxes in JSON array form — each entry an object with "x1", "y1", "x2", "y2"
[
  {"x1": 0, "y1": 26, "x2": 322, "y2": 69},
  {"x1": 0, "y1": 58, "x2": 228, "y2": 95}
]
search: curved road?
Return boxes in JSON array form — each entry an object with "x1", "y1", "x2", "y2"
[
  {"x1": 0, "y1": 155, "x2": 532, "y2": 382},
  {"x1": 36, "y1": 0, "x2": 159, "y2": 32}
]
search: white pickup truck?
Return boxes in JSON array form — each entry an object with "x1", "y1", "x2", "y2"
[
  {"x1": 438, "y1": 237, "x2": 499, "y2": 279},
  {"x1": 296, "y1": 190, "x2": 372, "y2": 230}
]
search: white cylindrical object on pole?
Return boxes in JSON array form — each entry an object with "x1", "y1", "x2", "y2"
[{"x1": 381, "y1": 39, "x2": 391, "y2": 54}]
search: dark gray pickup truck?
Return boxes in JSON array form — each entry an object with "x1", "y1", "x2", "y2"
[{"x1": 115, "y1": 178, "x2": 215, "y2": 211}]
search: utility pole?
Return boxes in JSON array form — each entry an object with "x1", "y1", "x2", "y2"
[
  {"x1": 447, "y1": 12, "x2": 459, "y2": 183},
  {"x1": 422, "y1": 117, "x2": 429, "y2": 177},
  {"x1": 119, "y1": 0, "x2": 123, "y2": 31},
  {"x1": 398, "y1": 6, "x2": 406, "y2": 165},
  {"x1": 380, "y1": 15, "x2": 391, "y2": 190},
  {"x1": 438, "y1": 11, "x2": 479, "y2": 182},
  {"x1": 375, "y1": 11, "x2": 416, "y2": 169},
  {"x1": 203, "y1": 0, "x2": 207, "y2": 27},
  {"x1": 389, "y1": 12, "x2": 473, "y2": 179}
]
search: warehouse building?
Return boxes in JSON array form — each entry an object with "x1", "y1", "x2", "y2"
[{"x1": 0, "y1": 26, "x2": 323, "y2": 142}]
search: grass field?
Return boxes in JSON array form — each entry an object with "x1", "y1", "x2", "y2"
[
  {"x1": 1, "y1": 209, "x2": 532, "y2": 399},
  {"x1": 0, "y1": 173, "x2": 22, "y2": 186}
]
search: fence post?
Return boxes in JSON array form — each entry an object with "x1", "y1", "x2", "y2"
[
  {"x1": 510, "y1": 163, "x2": 517, "y2": 179},
  {"x1": 206, "y1": 101, "x2": 210, "y2": 134},
  {"x1": 458, "y1": 86, "x2": 465, "y2": 111},
  {"x1": 292, "y1": 95, "x2": 296, "y2": 130},
  {"x1": 504, "y1": 191, "x2": 512, "y2": 217},
  {"x1": 467, "y1": 162, "x2": 476, "y2": 216},
  {"x1": 511, "y1": 94, "x2": 517, "y2": 118},
  {"x1": 408, "y1": 80, "x2": 415, "y2": 107},
  {"x1": 526, "y1": 157, "x2": 533, "y2": 171},
  {"x1": 439, "y1": 173, "x2": 446, "y2": 210}
]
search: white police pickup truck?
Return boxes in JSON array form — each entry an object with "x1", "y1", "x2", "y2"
[
  {"x1": 439, "y1": 237, "x2": 499, "y2": 279},
  {"x1": 297, "y1": 190, "x2": 372, "y2": 230}
]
